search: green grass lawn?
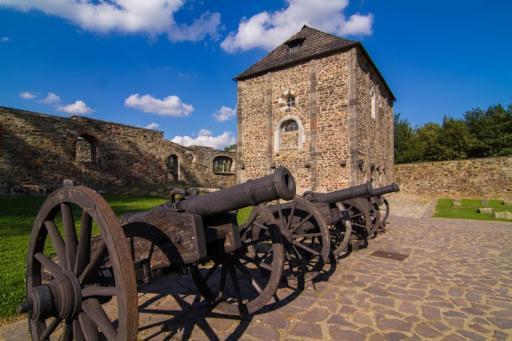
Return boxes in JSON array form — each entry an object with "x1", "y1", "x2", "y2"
[
  {"x1": 0, "y1": 194, "x2": 254, "y2": 319},
  {"x1": 434, "y1": 198, "x2": 512, "y2": 221}
]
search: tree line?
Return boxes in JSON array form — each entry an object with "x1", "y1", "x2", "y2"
[{"x1": 394, "y1": 103, "x2": 512, "y2": 164}]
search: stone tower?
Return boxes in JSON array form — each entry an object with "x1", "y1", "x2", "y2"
[{"x1": 235, "y1": 26, "x2": 395, "y2": 193}]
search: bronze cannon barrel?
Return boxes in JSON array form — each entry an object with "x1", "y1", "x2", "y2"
[
  {"x1": 371, "y1": 183, "x2": 400, "y2": 197},
  {"x1": 176, "y1": 167, "x2": 296, "y2": 216},
  {"x1": 304, "y1": 182, "x2": 374, "y2": 204}
]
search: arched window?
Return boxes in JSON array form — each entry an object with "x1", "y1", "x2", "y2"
[
  {"x1": 281, "y1": 119, "x2": 298, "y2": 132},
  {"x1": 213, "y1": 156, "x2": 233, "y2": 174},
  {"x1": 167, "y1": 154, "x2": 179, "y2": 181},
  {"x1": 75, "y1": 134, "x2": 98, "y2": 164},
  {"x1": 279, "y1": 119, "x2": 299, "y2": 149}
]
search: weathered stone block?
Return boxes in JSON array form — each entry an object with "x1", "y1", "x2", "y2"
[
  {"x1": 477, "y1": 207, "x2": 494, "y2": 214},
  {"x1": 480, "y1": 200, "x2": 489, "y2": 206},
  {"x1": 494, "y1": 211, "x2": 512, "y2": 220},
  {"x1": 452, "y1": 200, "x2": 462, "y2": 207}
]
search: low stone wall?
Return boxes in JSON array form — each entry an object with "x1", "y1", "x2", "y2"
[
  {"x1": 0, "y1": 107, "x2": 236, "y2": 195},
  {"x1": 394, "y1": 156, "x2": 512, "y2": 199}
]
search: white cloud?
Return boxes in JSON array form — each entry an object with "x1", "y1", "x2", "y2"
[
  {"x1": 172, "y1": 129, "x2": 236, "y2": 150},
  {"x1": 125, "y1": 93, "x2": 193, "y2": 117},
  {"x1": 144, "y1": 122, "x2": 160, "y2": 130},
  {"x1": 57, "y1": 100, "x2": 93, "y2": 115},
  {"x1": 41, "y1": 92, "x2": 61, "y2": 104},
  {"x1": 0, "y1": 37, "x2": 9, "y2": 42},
  {"x1": 20, "y1": 91, "x2": 36, "y2": 100},
  {"x1": 221, "y1": 0, "x2": 373, "y2": 53},
  {"x1": 213, "y1": 105, "x2": 236, "y2": 121},
  {"x1": 0, "y1": 0, "x2": 221, "y2": 42},
  {"x1": 168, "y1": 12, "x2": 221, "y2": 42}
]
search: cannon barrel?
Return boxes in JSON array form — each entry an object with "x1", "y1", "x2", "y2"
[
  {"x1": 176, "y1": 167, "x2": 296, "y2": 216},
  {"x1": 371, "y1": 183, "x2": 400, "y2": 197},
  {"x1": 304, "y1": 182, "x2": 374, "y2": 204}
]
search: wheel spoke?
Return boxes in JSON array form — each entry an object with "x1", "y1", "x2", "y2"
[
  {"x1": 228, "y1": 266, "x2": 243, "y2": 304},
  {"x1": 34, "y1": 252, "x2": 63, "y2": 278},
  {"x1": 62, "y1": 322, "x2": 73, "y2": 341},
  {"x1": 79, "y1": 240, "x2": 106, "y2": 283},
  {"x1": 292, "y1": 240, "x2": 320, "y2": 256},
  {"x1": 253, "y1": 221, "x2": 269, "y2": 231},
  {"x1": 147, "y1": 242, "x2": 155, "y2": 262},
  {"x1": 235, "y1": 261, "x2": 263, "y2": 294},
  {"x1": 82, "y1": 285, "x2": 118, "y2": 298},
  {"x1": 75, "y1": 211, "x2": 92, "y2": 275},
  {"x1": 40, "y1": 317, "x2": 62, "y2": 340},
  {"x1": 352, "y1": 222, "x2": 368, "y2": 229},
  {"x1": 286, "y1": 200, "x2": 298, "y2": 231},
  {"x1": 292, "y1": 232, "x2": 322, "y2": 239},
  {"x1": 204, "y1": 261, "x2": 220, "y2": 282},
  {"x1": 44, "y1": 220, "x2": 68, "y2": 270},
  {"x1": 82, "y1": 299, "x2": 117, "y2": 340},
  {"x1": 61, "y1": 203, "x2": 78, "y2": 271},
  {"x1": 79, "y1": 312, "x2": 99, "y2": 341},
  {"x1": 218, "y1": 264, "x2": 227, "y2": 298},
  {"x1": 240, "y1": 255, "x2": 273, "y2": 272},
  {"x1": 290, "y1": 213, "x2": 313, "y2": 234},
  {"x1": 73, "y1": 319, "x2": 86, "y2": 341}
]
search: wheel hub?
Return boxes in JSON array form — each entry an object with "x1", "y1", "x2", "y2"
[{"x1": 21, "y1": 270, "x2": 82, "y2": 321}]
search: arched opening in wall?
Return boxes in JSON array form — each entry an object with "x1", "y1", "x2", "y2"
[
  {"x1": 167, "y1": 154, "x2": 179, "y2": 181},
  {"x1": 213, "y1": 156, "x2": 233, "y2": 174},
  {"x1": 279, "y1": 119, "x2": 299, "y2": 149},
  {"x1": 75, "y1": 134, "x2": 98, "y2": 164}
]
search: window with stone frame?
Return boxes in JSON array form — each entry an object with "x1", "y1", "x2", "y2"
[
  {"x1": 279, "y1": 119, "x2": 299, "y2": 149},
  {"x1": 371, "y1": 88, "x2": 377, "y2": 120},
  {"x1": 213, "y1": 156, "x2": 233, "y2": 174},
  {"x1": 286, "y1": 94, "x2": 296, "y2": 108},
  {"x1": 75, "y1": 135, "x2": 98, "y2": 164}
]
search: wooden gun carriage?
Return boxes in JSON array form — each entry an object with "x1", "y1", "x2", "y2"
[{"x1": 19, "y1": 168, "x2": 296, "y2": 340}]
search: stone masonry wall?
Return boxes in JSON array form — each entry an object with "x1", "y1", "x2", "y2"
[
  {"x1": 394, "y1": 157, "x2": 512, "y2": 199},
  {"x1": 355, "y1": 50, "x2": 394, "y2": 187},
  {"x1": 238, "y1": 47, "x2": 395, "y2": 193},
  {"x1": 0, "y1": 107, "x2": 236, "y2": 194}
]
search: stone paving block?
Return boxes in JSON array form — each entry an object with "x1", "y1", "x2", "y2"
[
  {"x1": 245, "y1": 322, "x2": 279, "y2": 340},
  {"x1": 456, "y1": 329, "x2": 487, "y2": 341},
  {"x1": 415, "y1": 321, "x2": 443, "y2": 338},
  {"x1": 328, "y1": 326, "x2": 365, "y2": 341},
  {"x1": 289, "y1": 322, "x2": 323, "y2": 339}
]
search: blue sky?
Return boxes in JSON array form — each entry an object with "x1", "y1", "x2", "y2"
[{"x1": 1, "y1": 0, "x2": 511, "y2": 149}]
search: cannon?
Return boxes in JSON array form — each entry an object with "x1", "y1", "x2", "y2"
[
  {"x1": 364, "y1": 183, "x2": 400, "y2": 234},
  {"x1": 243, "y1": 182, "x2": 377, "y2": 287},
  {"x1": 20, "y1": 168, "x2": 296, "y2": 340}
]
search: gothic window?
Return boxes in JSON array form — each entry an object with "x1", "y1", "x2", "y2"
[
  {"x1": 75, "y1": 134, "x2": 98, "y2": 164},
  {"x1": 213, "y1": 156, "x2": 233, "y2": 174},
  {"x1": 167, "y1": 154, "x2": 179, "y2": 181}
]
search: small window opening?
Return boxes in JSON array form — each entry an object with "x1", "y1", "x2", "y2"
[
  {"x1": 213, "y1": 156, "x2": 233, "y2": 174},
  {"x1": 281, "y1": 119, "x2": 299, "y2": 132},
  {"x1": 75, "y1": 135, "x2": 98, "y2": 164}
]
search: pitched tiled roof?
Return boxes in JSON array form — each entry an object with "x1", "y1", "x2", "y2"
[{"x1": 234, "y1": 25, "x2": 395, "y2": 101}]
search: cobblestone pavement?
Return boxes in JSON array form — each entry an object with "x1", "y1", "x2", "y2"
[{"x1": 2, "y1": 216, "x2": 511, "y2": 340}]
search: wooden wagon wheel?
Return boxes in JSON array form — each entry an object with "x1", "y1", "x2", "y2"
[
  {"x1": 190, "y1": 206, "x2": 284, "y2": 316},
  {"x1": 376, "y1": 196, "x2": 390, "y2": 231},
  {"x1": 270, "y1": 197, "x2": 330, "y2": 282},
  {"x1": 22, "y1": 185, "x2": 138, "y2": 341},
  {"x1": 342, "y1": 198, "x2": 372, "y2": 248}
]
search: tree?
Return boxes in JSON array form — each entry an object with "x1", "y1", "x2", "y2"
[
  {"x1": 394, "y1": 113, "x2": 422, "y2": 163},
  {"x1": 464, "y1": 104, "x2": 512, "y2": 157},
  {"x1": 224, "y1": 143, "x2": 237, "y2": 152},
  {"x1": 439, "y1": 116, "x2": 478, "y2": 160}
]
